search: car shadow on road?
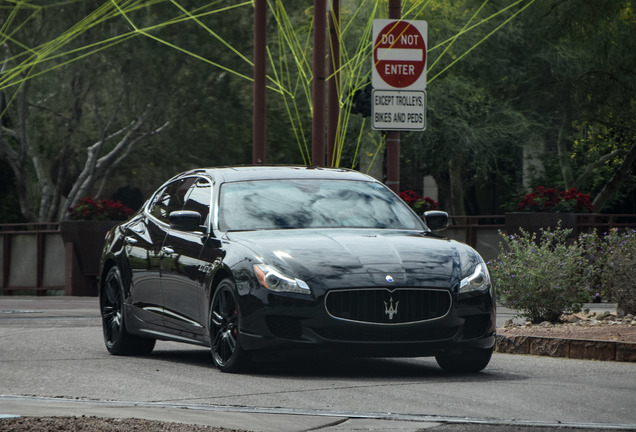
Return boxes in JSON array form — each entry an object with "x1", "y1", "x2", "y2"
[
  {"x1": 250, "y1": 356, "x2": 523, "y2": 383},
  {"x1": 148, "y1": 345, "x2": 524, "y2": 382}
]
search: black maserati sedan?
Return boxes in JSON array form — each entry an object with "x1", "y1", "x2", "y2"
[{"x1": 99, "y1": 166, "x2": 495, "y2": 373}]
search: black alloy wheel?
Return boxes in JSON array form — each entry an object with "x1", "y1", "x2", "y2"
[
  {"x1": 101, "y1": 266, "x2": 156, "y2": 355},
  {"x1": 435, "y1": 346, "x2": 493, "y2": 373},
  {"x1": 209, "y1": 279, "x2": 249, "y2": 372}
]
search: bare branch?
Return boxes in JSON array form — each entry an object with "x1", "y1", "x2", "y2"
[
  {"x1": 94, "y1": 120, "x2": 170, "y2": 198},
  {"x1": 62, "y1": 113, "x2": 170, "y2": 217},
  {"x1": 572, "y1": 148, "x2": 627, "y2": 190},
  {"x1": 592, "y1": 142, "x2": 636, "y2": 212}
]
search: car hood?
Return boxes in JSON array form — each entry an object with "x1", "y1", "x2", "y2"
[{"x1": 226, "y1": 229, "x2": 472, "y2": 289}]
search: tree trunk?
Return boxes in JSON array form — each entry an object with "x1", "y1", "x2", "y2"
[
  {"x1": 448, "y1": 155, "x2": 466, "y2": 217},
  {"x1": 0, "y1": 80, "x2": 38, "y2": 222},
  {"x1": 432, "y1": 174, "x2": 451, "y2": 215},
  {"x1": 556, "y1": 115, "x2": 574, "y2": 189},
  {"x1": 592, "y1": 142, "x2": 636, "y2": 212}
]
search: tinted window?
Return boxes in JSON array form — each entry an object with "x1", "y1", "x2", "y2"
[
  {"x1": 148, "y1": 177, "x2": 197, "y2": 223},
  {"x1": 183, "y1": 178, "x2": 212, "y2": 226},
  {"x1": 218, "y1": 179, "x2": 423, "y2": 231}
]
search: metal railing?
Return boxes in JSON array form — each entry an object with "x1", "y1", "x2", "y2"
[{"x1": 2, "y1": 215, "x2": 635, "y2": 296}]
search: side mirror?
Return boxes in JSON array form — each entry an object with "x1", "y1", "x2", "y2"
[
  {"x1": 169, "y1": 210, "x2": 206, "y2": 233},
  {"x1": 424, "y1": 210, "x2": 449, "y2": 232}
]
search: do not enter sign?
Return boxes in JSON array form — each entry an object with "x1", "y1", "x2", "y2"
[{"x1": 372, "y1": 20, "x2": 427, "y2": 90}]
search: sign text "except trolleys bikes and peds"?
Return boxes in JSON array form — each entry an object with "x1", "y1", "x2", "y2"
[{"x1": 372, "y1": 90, "x2": 426, "y2": 131}]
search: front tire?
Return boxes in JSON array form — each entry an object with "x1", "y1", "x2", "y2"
[
  {"x1": 209, "y1": 279, "x2": 250, "y2": 373},
  {"x1": 435, "y1": 346, "x2": 493, "y2": 373},
  {"x1": 101, "y1": 266, "x2": 156, "y2": 356}
]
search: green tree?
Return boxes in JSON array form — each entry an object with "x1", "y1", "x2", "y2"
[
  {"x1": 503, "y1": 0, "x2": 636, "y2": 212},
  {"x1": 400, "y1": 0, "x2": 635, "y2": 215},
  {"x1": 0, "y1": 3, "x2": 172, "y2": 222},
  {"x1": 7, "y1": 0, "x2": 629, "y2": 224},
  {"x1": 400, "y1": 0, "x2": 533, "y2": 214},
  {"x1": 0, "y1": 2, "x2": 261, "y2": 221}
]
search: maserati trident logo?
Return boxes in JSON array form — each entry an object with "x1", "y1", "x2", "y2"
[{"x1": 384, "y1": 297, "x2": 399, "y2": 320}]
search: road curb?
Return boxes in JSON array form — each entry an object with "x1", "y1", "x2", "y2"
[{"x1": 495, "y1": 334, "x2": 636, "y2": 362}]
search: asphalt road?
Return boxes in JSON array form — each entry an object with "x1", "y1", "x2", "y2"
[{"x1": 1, "y1": 297, "x2": 635, "y2": 432}]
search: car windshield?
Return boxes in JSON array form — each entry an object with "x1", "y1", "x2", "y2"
[{"x1": 218, "y1": 179, "x2": 424, "y2": 231}]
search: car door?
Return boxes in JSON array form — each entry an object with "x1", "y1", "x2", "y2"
[
  {"x1": 126, "y1": 178, "x2": 194, "y2": 327},
  {"x1": 160, "y1": 177, "x2": 214, "y2": 339},
  {"x1": 123, "y1": 214, "x2": 166, "y2": 327}
]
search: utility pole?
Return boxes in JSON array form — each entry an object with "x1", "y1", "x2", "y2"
[
  {"x1": 253, "y1": 0, "x2": 266, "y2": 164},
  {"x1": 385, "y1": 0, "x2": 401, "y2": 193},
  {"x1": 312, "y1": 0, "x2": 326, "y2": 166}
]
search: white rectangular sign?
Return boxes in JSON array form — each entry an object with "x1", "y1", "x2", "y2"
[
  {"x1": 376, "y1": 48, "x2": 424, "y2": 62},
  {"x1": 372, "y1": 90, "x2": 426, "y2": 131}
]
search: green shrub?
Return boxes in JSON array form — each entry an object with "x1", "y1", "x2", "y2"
[
  {"x1": 489, "y1": 227, "x2": 590, "y2": 323},
  {"x1": 491, "y1": 226, "x2": 636, "y2": 321},
  {"x1": 598, "y1": 229, "x2": 636, "y2": 315}
]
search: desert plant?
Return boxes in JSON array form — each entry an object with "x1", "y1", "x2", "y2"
[{"x1": 489, "y1": 226, "x2": 591, "y2": 323}]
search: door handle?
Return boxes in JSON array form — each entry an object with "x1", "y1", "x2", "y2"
[
  {"x1": 124, "y1": 236, "x2": 138, "y2": 245},
  {"x1": 161, "y1": 246, "x2": 174, "y2": 255}
]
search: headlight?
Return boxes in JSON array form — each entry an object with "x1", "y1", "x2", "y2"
[
  {"x1": 459, "y1": 263, "x2": 491, "y2": 294},
  {"x1": 253, "y1": 264, "x2": 311, "y2": 294}
]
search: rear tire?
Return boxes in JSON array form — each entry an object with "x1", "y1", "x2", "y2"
[
  {"x1": 435, "y1": 346, "x2": 493, "y2": 373},
  {"x1": 101, "y1": 266, "x2": 156, "y2": 356},
  {"x1": 209, "y1": 279, "x2": 250, "y2": 373}
]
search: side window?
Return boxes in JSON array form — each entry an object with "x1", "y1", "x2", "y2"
[
  {"x1": 148, "y1": 177, "x2": 197, "y2": 223},
  {"x1": 183, "y1": 178, "x2": 212, "y2": 227}
]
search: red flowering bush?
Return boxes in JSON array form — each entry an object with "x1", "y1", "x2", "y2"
[
  {"x1": 67, "y1": 197, "x2": 135, "y2": 221},
  {"x1": 516, "y1": 187, "x2": 593, "y2": 213},
  {"x1": 399, "y1": 190, "x2": 440, "y2": 212}
]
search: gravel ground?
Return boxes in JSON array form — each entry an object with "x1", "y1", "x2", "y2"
[
  {"x1": 497, "y1": 311, "x2": 636, "y2": 342},
  {"x1": 0, "y1": 416, "x2": 244, "y2": 432}
]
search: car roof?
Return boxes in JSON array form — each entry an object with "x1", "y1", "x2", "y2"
[{"x1": 174, "y1": 166, "x2": 378, "y2": 184}]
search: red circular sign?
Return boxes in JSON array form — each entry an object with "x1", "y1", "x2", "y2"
[{"x1": 374, "y1": 21, "x2": 426, "y2": 88}]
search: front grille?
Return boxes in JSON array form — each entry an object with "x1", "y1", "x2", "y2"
[{"x1": 325, "y1": 288, "x2": 451, "y2": 324}]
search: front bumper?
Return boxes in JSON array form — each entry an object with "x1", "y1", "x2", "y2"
[{"x1": 238, "y1": 288, "x2": 496, "y2": 357}]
